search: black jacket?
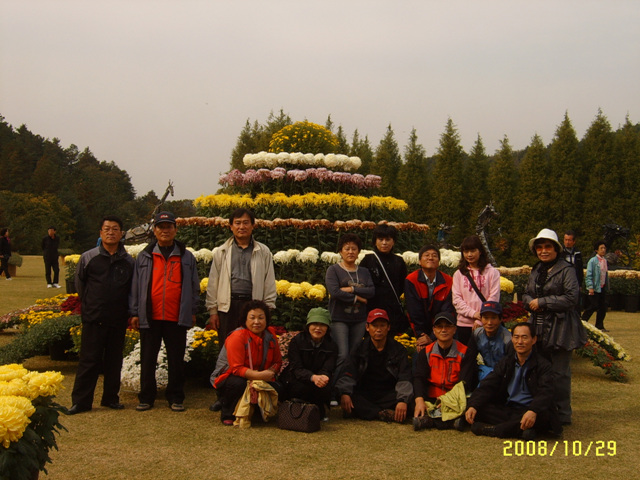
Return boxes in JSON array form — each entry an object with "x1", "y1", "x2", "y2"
[
  {"x1": 467, "y1": 349, "x2": 557, "y2": 419},
  {"x1": 42, "y1": 234, "x2": 60, "y2": 261},
  {"x1": 336, "y1": 336, "x2": 413, "y2": 403},
  {"x1": 0, "y1": 236, "x2": 10, "y2": 258},
  {"x1": 75, "y1": 244, "x2": 134, "y2": 327},
  {"x1": 360, "y1": 249, "x2": 408, "y2": 326},
  {"x1": 281, "y1": 330, "x2": 339, "y2": 385}
]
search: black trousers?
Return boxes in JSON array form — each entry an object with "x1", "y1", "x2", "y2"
[
  {"x1": 138, "y1": 320, "x2": 187, "y2": 405},
  {"x1": 71, "y1": 322, "x2": 126, "y2": 408},
  {"x1": 44, "y1": 257, "x2": 60, "y2": 284},
  {"x1": 217, "y1": 375, "x2": 281, "y2": 422},
  {"x1": 475, "y1": 403, "x2": 555, "y2": 438},
  {"x1": 218, "y1": 298, "x2": 250, "y2": 342},
  {"x1": 287, "y1": 379, "x2": 332, "y2": 418},
  {"x1": 351, "y1": 388, "x2": 401, "y2": 420},
  {"x1": 582, "y1": 292, "x2": 607, "y2": 329},
  {"x1": 0, "y1": 256, "x2": 10, "y2": 279}
]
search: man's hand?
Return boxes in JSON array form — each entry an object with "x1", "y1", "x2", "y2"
[
  {"x1": 340, "y1": 394, "x2": 354, "y2": 414},
  {"x1": 465, "y1": 407, "x2": 477, "y2": 424},
  {"x1": 520, "y1": 410, "x2": 537, "y2": 430},
  {"x1": 528, "y1": 299, "x2": 540, "y2": 311},
  {"x1": 207, "y1": 313, "x2": 219, "y2": 331},
  {"x1": 395, "y1": 402, "x2": 407, "y2": 423},
  {"x1": 311, "y1": 375, "x2": 329, "y2": 388},
  {"x1": 413, "y1": 397, "x2": 426, "y2": 417},
  {"x1": 130, "y1": 316, "x2": 140, "y2": 330}
]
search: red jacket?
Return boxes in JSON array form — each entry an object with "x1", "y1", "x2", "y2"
[
  {"x1": 414, "y1": 340, "x2": 476, "y2": 398},
  {"x1": 214, "y1": 327, "x2": 282, "y2": 388},
  {"x1": 405, "y1": 269, "x2": 454, "y2": 337},
  {"x1": 151, "y1": 251, "x2": 182, "y2": 322}
]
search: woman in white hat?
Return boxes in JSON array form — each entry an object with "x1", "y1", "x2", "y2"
[{"x1": 522, "y1": 228, "x2": 587, "y2": 426}]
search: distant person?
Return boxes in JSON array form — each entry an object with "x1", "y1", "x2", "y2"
[
  {"x1": 405, "y1": 245, "x2": 454, "y2": 352},
  {"x1": 42, "y1": 225, "x2": 61, "y2": 288},
  {"x1": 68, "y1": 216, "x2": 134, "y2": 414},
  {"x1": 582, "y1": 241, "x2": 609, "y2": 332},
  {"x1": 563, "y1": 230, "x2": 584, "y2": 310},
  {"x1": 452, "y1": 235, "x2": 501, "y2": 345},
  {"x1": 0, "y1": 228, "x2": 11, "y2": 280},
  {"x1": 360, "y1": 224, "x2": 408, "y2": 337},
  {"x1": 130, "y1": 211, "x2": 200, "y2": 412}
]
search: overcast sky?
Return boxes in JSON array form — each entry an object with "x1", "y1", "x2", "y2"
[{"x1": 1, "y1": 1, "x2": 638, "y2": 200}]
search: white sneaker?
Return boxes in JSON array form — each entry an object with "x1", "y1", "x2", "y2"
[
  {"x1": 53, "y1": 283, "x2": 62, "y2": 288},
  {"x1": 5, "y1": 278, "x2": 11, "y2": 281},
  {"x1": 330, "y1": 400, "x2": 338, "y2": 407},
  {"x1": 47, "y1": 284, "x2": 53, "y2": 288}
]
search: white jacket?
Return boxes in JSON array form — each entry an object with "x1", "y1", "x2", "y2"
[{"x1": 205, "y1": 236, "x2": 277, "y2": 314}]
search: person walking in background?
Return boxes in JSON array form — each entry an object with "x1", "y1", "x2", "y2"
[
  {"x1": 0, "y1": 228, "x2": 12, "y2": 280},
  {"x1": 130, "y1": 211, "x2": 200, "y2": 412},
  {"x1": 360, "y1": 224, "x2": 408, "y2": 337},
  {"x1": 42, "y1": 225, "x2": 61, "y2": 288},
  {"x1": 68, "y1": 216, "x2": 134, "y2": 414},
  {"x1": 563, "y1": 230, "x2": 584, "y2": 311},
  {"x1": 582, "y1": 241, "x2": 609, "y2": 332},
  {"x1": 452, "y1": 235, "x2": 501, "y2": 345}
]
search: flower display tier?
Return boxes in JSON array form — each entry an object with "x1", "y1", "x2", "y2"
[
  {"x1": 193, "y1": 192, "x2": 408, "y2": 223},
  {"x1": 176, "y1": 216, "x2": 429, "y2": 253}
]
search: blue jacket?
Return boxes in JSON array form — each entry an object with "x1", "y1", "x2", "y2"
[
  {"x1": 129, "y1": 240, "x2": 200, "y2": 328},
  {"x1": 585, "y1": 256, "x2": 608, "y2": 294}
]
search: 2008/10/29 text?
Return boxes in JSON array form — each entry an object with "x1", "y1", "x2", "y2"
[{"x1": 503, "y1": 440, "x2": 617, "y2": 457}]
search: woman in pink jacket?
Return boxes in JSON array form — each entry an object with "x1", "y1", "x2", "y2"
[{"x1": 452, "y1": 235, "x2": 501, "y2": 345}]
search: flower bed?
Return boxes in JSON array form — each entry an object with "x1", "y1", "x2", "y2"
[{"x1": 243, "y1": 152, "x2": 361, "y2": 171}]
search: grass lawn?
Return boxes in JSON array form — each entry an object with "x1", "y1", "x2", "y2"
[{"x1": 2, "y1": 257, "x2": 639, "y2": 479}]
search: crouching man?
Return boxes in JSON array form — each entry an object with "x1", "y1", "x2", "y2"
[
  {"x1": 413, "y1": 311, "x2": 476, "y2": 430},
  {"x1": 458, "y1": 322, "x2": 562, "y2": 439},
  {"x1": 337, "y1": 309, "x2": 413, "y2": 423}
]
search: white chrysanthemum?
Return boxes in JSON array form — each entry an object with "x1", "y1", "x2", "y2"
[
  {"x1": 321, "y1": 252, "x2": 341, "y2": 264},
  {"x1": 402, "y1": 251, "x2": 420, "y2": 265},
  {"x1": 297, "y1": 247, "x2": 319, "y2": 263}
]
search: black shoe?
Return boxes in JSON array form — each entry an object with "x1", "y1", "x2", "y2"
[
  {"x1": 413, "y1": 415, "x2": 434, "y2": 431},
  {"x1": 136, "y1": 403, "x2": 153, "y2": 411},
  {"x1": 67, "y1": 404, "x2": 92, "y2": 415},
  {"x1": 521, "y1": 428, "x2": 537, "y2": 441},
  {"x1": 471, "y1": 422, "x2": 497, "y2": 437},
  {"x1": 101, "y1": 402, "x2": 125, "y2": 410},
  {"x1": 454, "y1": 416, "x2": 470, "y2": 432},
  {"x1": 209, "y1": 400, "x2": 222, "y2": 412}
]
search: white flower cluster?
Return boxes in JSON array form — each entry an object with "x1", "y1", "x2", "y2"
[
  {"x1": 120, "y1": 327, "x2": 205, "y2": 391},
  {"x1": 188, "y1": 247, "x2": 214, "y2": 263},
  {"x1": 243, "y1": 152, "x2": 362, "y2": 171},
  {"x1": 582, "y1": 321, "x2": 632, "y2": 361},
  {"x1": 124, "y1": 243, "x2": 148, "y2": 258},
  {"x1": 273, "y1": 247, "x2": 320, "y2": 264}
]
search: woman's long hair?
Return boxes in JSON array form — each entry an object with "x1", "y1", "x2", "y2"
[{"x1": 458, "y1": 235, "x2": 489, "y2": 275}]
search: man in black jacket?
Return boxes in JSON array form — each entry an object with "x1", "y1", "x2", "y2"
[
  {"x1": 42, "y1": 226, "x2": 61, "y2": 288},
  {"x1": 337, "y1": 309, "x2": 413, "y2": 423},
  {"x1": 68, "y1": 216, "x2": 134, "y2": 415},
  {"x1": 457, "y1": 323, "x2": 561, "y2": 439}
]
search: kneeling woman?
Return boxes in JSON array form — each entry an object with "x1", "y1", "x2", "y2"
[
  {"x1": 213, "y1": 300, "x2": 282, "y2": 425},
  {"x1": 281, "y1": 308, "x2": 338, "y2": 420}
]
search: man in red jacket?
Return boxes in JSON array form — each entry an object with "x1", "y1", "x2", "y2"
[{"x1": 405, "y1": 245, "x2": 454, "y2": 352}]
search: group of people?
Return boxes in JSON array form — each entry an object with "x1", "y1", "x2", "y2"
[{"x1": 66, "y1": 208, "x2": 593, "y2": 440}]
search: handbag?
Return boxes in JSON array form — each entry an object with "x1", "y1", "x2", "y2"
[{"x1": 277, "y1": 400, "x2": 321, "y2": 433}]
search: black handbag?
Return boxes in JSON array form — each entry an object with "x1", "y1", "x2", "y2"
[{"x1": 278, "y1": 400, "x2": 321, "y2": 433}]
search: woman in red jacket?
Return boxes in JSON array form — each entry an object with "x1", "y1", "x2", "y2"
[{"x1": 213, "y1": 300, "x2": 282, "y2": 425}]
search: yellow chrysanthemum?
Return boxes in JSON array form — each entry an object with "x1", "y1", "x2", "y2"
[
  {"x1": 306, "y1": 287, "x2": 326, "y2": 301},
  {"x1": 286, "y1": 284, "x2": 305, "y2": 300},
  {"x1": 200, "y1": 277, "x2": 209, "y2": 294},
  {"x1": 0, "y1": 379, "x2": 29, "y2": 398},
  {"x1": 276, "y1": 280, "x2": 291, "y2": 295},
  {"x1": 0, "y1": 396, "x2": 36, "y2": 418},
  {"x1": 22, "y1": 371, "x2": 64, "y2": 399},
  {"x1": 0, "y1": 404, "x2": 31, "y2": 448},
  {"x1": 500, "y1": 276, "x2": 514, "y2": 294},
  {"x1": 0, "y1": 364, "x2": 28, "y2": 383}
]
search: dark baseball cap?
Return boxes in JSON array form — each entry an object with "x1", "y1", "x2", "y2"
[
  {"x1": 480, "y1": 301, "x2": 503, "y2": 316},
  {"x1": 154, "y1": 211, "x2": 176, "y2": 225},
  {"x1": 433, "y1": 311, "x2": 456, "y2": 327}
]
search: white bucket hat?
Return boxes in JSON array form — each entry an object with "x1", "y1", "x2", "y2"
[{"x1": 528, "y1": 228, "x2": 563, "y2": 255}]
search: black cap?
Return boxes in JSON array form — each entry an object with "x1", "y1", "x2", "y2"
[
  {"x1": 433, "y1": 311, "x2": 456, "y2": 327},
  {"x1": 154, "y1": 211, "x2": 176, "y2": 225}
]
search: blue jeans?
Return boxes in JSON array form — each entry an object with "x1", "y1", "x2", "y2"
[{"x1": 332, "y1": 321, "x2": 366, "y2": 371}]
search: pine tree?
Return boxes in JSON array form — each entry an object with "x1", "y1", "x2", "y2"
[
  {"x1": 398, "y1": 128, "x2": 429, "y2": 222},
  {"x1": 465, "y1": 135, "x2": 490, "y2": 232},
  {"x1": 615, "y1": 116, "x2": 640, "y2": 233},
  {"x1": 548, "y1": 112, "x2": 583, "y2": 230},
  {"x1": 349, "y1": 130, "x2": 374, "y2": 176},
  {"x1": 512, "y1": 134, "x2": 551, "y2": 263},
  {"x1": 372, "y1": 125, "x2": 402, "y2": 198},
  {"x1": 430, "y1": 119, "x2": 465, "y2": 243},
  {"x1": 335, "y1": 125, "x2": 349, "y2": 154}
]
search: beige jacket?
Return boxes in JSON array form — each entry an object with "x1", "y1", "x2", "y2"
[{"x1": 205, "y1": 236, "x2": 277, "y2": 314}]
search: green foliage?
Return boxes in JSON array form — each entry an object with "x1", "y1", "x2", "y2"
[
  {"x1": 349, "y1": 130, "x2": 374, "y2": 175},
  {"x1": 8, "y1": 252, "x2": 23, "y2": 267},
  {"x1": 398, "y1": 128, "x2": 430, "y2": 223},
  {"x1": 0, "y1": 315, "x2": 81, "y2": 364},
  {"x1": 372, "y1": 124, "x2": 402, "y2": 198},
  {"x1": 465, "y1": 135, "x2": 490, "y2": 223}
]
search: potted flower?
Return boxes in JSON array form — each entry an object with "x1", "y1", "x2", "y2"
[
  {"x1": 8, "y1": 252, "x2": 23, "y2": 278},
  {"x1": 63, "y1": 254, "x2": 80, "y2": 294},
  {"x1": 0, "y1": 364, "x2": 66, "y2": 480}
]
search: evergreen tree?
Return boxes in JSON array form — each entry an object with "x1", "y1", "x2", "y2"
[
  {"x1": 464, "y1": 135, "x2": 490, "y2": 233},
  {"x1": 615, "y1": 116, "x2": 640, "y2": 233},
  {"x1": 582, "y1": 110, "x2": 621, "y2": 243},
  {"x1": 548, "y1": 112, "x2": 583, "y2": 231},
  {"x1": 430, "y1": 119, "x2": 465, "y2": 243},
  {"x1": 487, "y1": 136, "x2": 518, "y2": 262},
  {"x1": 372, "y1": 125, "x2": 402, "y2": 198},
  {"x1": 335, "y1": 125, "x2": 349, "y2": 154},
  {"x1": 398, "y1": 128, "x2": 429, "y2": 222},
  {"x1": 349, "y1": 130, "x2": 374, "y2": 176},
  {"x1": 512, "y1": 134, "x2": 551, "y2": 264}
]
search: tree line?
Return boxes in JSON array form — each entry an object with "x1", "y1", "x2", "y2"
[
  {"x1": 0, "y1": 116, "x2": 194, "y2": 254},
  {"x1": 228, "y1": 110, "x2": 640, "y2": 266}
]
